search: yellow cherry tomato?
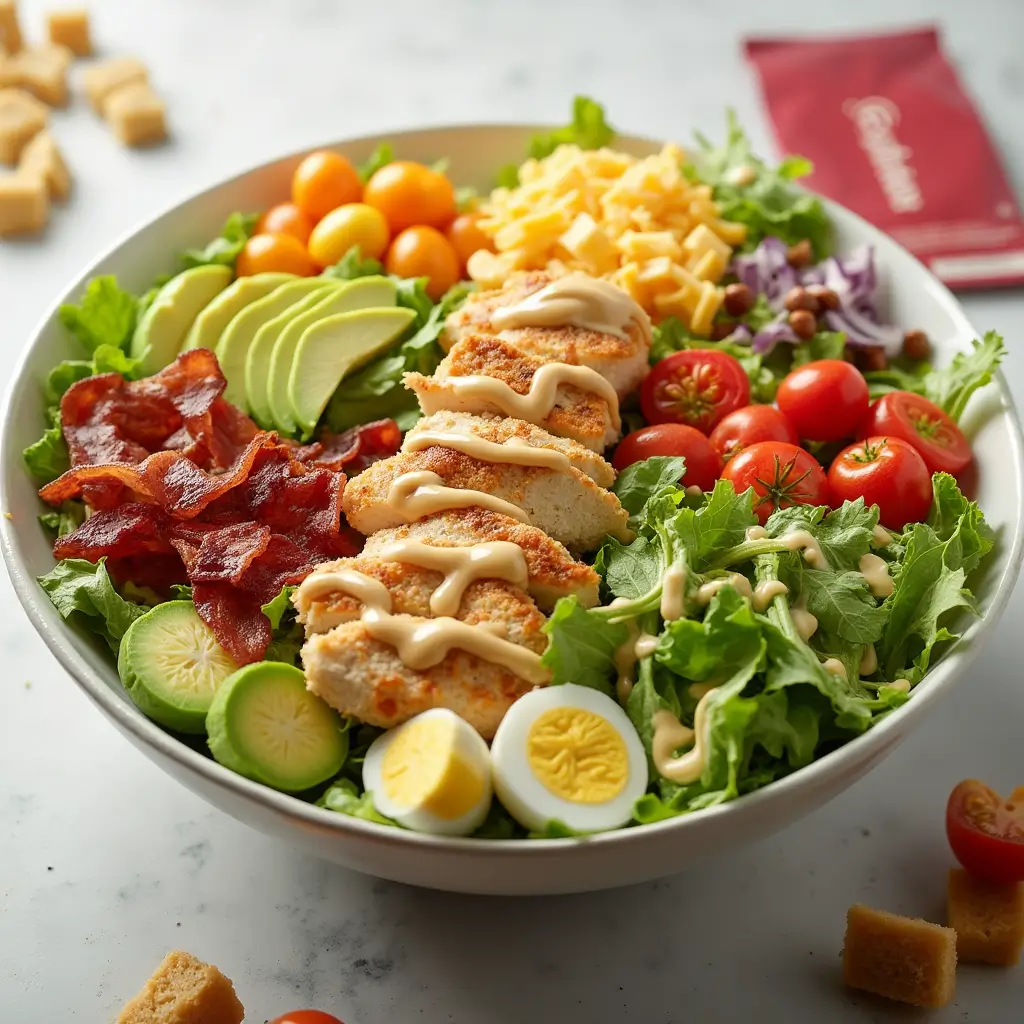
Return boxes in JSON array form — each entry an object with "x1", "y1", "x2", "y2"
[
  {"x1": 292, "y1": 151, "x2": 362, "y2": 222},
  {"x1": 364, "y1": 161, "x2": 456, "y2": 233},
  {"x1": 446, "y1": 213, "x2": 494, "y2": 270},
  {"x1": 256, "y1": 202, "x2": 314, "y2": 245},
  {"x1": 236, "y1": 233, "x2": 317, "y2": 277},
  {"x1": 307, "y1": 203, "x2": 391, "y2": 267},
  {"x1": 385, "y1": 226, "x2": 461, "y2": 300}
]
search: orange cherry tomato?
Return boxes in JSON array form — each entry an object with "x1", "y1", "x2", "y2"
[
  {"x1": 235, "y1": 233, "x2": 317, "y2": 278},
  {"x1": 385, "y1": 226, "x2": 461, "y2": 300},
  {"x1": 308, "y1": 203, "x2": 390, "y2": 267},
  {"x1": 364, "y1": 161, "x2": 456, "y2": 233},
  {"x1": 256, "y1": 202, "x2": 314, "y2": 245},
  {"x1": 446, "y1": 213, "x2": 494, "y2": 269},
  {"x1": 292, "y1": 151, "x2": 362, "y2": 221}
]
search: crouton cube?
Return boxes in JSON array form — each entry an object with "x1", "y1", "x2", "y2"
[
  {"x1": 19, "y1": 129, "x2": 69, "y2": 199},
  {"x1": 83, "y1": 56, "x2": 147, "y2": 114},
  {"x1": 843, "y1": 904, "x2": 957, "y2": 1008},
  {"x1": 0, "y1": 174, "x2": 48, "y2": 235},
  {"x1": 116, "y1": 950, "x2": 244, "y2": 1024},
  {"x1": 104, "y1": 82, "x2": 166, "y2": 147},
  {"x1": 947, "y1": 868, "x2": 1024, "y2": 966},
  {"x1": 0, "y1": 87, "x2": 46, "y2": 164},
  {"x1": 0, "y1": 1, "x2": 22, "y2": 55},
  {"x1": 46, "y1": 8, "x2": 91, "y2": 56},
  {"x1": 0, "y1": 44, "x2": 72, "y2": 105}
]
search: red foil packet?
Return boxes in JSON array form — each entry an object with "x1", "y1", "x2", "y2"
[{"x1": 745, "y1": 27, "x2": 1024, "y2": 289}]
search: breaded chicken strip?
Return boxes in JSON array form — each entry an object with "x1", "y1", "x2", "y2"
[
  {"x1": 404, "y1": 410, "x2": 616, "y2": 488},
  {"x1": 442, "y1": 271, "x2": 651, "y2": 398},
  {"x1": 342, "y1": 446, "x2": 630, "y2": 552},
  {"x1": 405, "y1": 334, "x2": 619, "y2": 453}
]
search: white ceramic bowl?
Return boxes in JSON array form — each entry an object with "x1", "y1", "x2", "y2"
[{"x1": 2, "y1": 126, "x2": 1022, "y2": 895}]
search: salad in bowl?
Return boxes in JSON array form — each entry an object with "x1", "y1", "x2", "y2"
[{"x1": 10, "y1": 98, "x2": 1015, "y2": 855}]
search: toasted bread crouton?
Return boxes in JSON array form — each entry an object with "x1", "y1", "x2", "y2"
[
  {"x1": 18, "y1": 129, "x2": 69, "y2": 199},
  {"x1": 948, "y1": 868, "x2": 1024, "y2": 966},
  {"x1": 843, "y1": 904, "x2": 957, "y2": 1008},
  {"x1": 117, "y1": 950, "x2": 244, "y2": 1024}
]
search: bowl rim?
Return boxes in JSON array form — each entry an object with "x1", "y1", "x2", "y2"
[{"x1": 3, "y1": 120, "x2": 1023, "y2": 856}]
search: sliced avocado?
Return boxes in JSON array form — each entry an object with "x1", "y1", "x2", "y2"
[
  {"x1": 215, "y1": 278, "x2": 333, "y2": 410},
  {"x1": 181, "y1": 272, "x2": 296, "y2": 352},
  {"x1": 130, "y1": 264, "x2": 232, "y2": 374},
  {"x1": 289, "y1": 306, "x2": 416, "y2": 437},
  {"x1": 267, "y1": 276, "x2": 398, "y2": 436}
]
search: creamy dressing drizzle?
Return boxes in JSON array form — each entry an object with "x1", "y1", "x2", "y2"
[
  {"x1": 752, "y1": 579, "x2": 788, "y2": 612},
  {"x1": 745, "y1": 525, "x2": 768, "y2": 542},
  {"x1": 783, "y1": 529, "x2": 829, "y2": 569},
  {"x1": 858, "y1": 553, "x2": 894, "y2": 598},
  {"x1": 491, "y1": 274, "x2": 652, "y2": 344},
  {"x1": 860, "y1": 645, "x2": 878, "y2": 676},
  {"x1": 405, "y1": 430, "x2": 573, "y2": 473},
  {"x1": 660, "y1": 565, "x2": 687, "y2": 621},
  {"x1": 872, "y1": 525, "x2": 893, "y2": 547},
  {"x1": 822, "y1": 658, "x2": 847, "y2": 680},
  {"x1": 386, "y1": 470, "x2": 531, "y2": 524},
  {"x1": 790, "y1": 602, "x2": 818, "y2": 642},
  {"x1": 441, "y1": 363, "x2": 622, "y2": 431},
  {"x1": 652, "y1": 689, "x2": 717, "y2": 784},
  {"x1": 695, "y1": 572, "x2": 752, "y2": 606}
]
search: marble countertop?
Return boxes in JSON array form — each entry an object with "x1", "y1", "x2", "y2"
[{"x1": 2, "y1": 0, "x2": 1024, "y2": 1019}]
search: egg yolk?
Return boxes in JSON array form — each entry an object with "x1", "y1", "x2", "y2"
[
  {"x1": 380, "y1": 717, "x2": 485, "y2": 820},
  {"x1": 526, "y1": 707, "x2": 628, "y2": 804}
]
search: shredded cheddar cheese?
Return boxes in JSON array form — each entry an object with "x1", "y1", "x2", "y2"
[{"x1": 469, "y1": 143, "x2": 747, "y2": 335}]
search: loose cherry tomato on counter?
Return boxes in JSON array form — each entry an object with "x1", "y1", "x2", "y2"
[
  {"x1": 385, "y1": 225, "x2": 461, "y2": 301},
  {"x1": 708, "y1": 404, "x2": 800, "y2": 462},
  {"x1": 364, "y1": 160, "x2": 456, "y2": 233},
  {"x1": 446, "y1": 212, "x2": 495, "y2": 269},
  {"x1": 270, "y1": 1012, "x2": 343, "y2": 1024},
  {"x1": 256, "y1": 202, "x2": 314, "y2": 245},
  {"x1": 640, "y1": 350, "x2": 750, "y2": 433},
  {"x1": 308, "y1": 203, "x2": 391, "y2": 266},
  {"x1": 776, "y1": 359, "x2": 869, "y2": 442},
  {"x1": 827, "y1": 436, "x2": 932, "y2": 529},
  {"x1": 292, "y1": 151, "x2": 363, "y2": 221},
  {"x1": 862, "y1": 391, "x2": 972, "y2": 476},
  {"x1": 720, "y1": 441, "x2": 829, "y2": 524},
  {"x1": 235, "y1": 233, "x2": 317, "y2": 277},
  {"x1": 946, "y1": 780, "x2": 1024, "y2": 884},
  {"x1": 612, "y1": 423, "x2": 722, "y2": 491}
]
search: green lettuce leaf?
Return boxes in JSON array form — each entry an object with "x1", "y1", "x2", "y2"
[
  {"x1": 611, "y1": 456, "x2": 686, "y2": 517},
  {"x1": 260, "y1": 585, "x2": 296, "y2": 630},
  {"x1": 322, "y1": 245, "x2": 385, "y2": 280},
  {"x1": 180, "y1": 211, "x2": 258, "y2": 269},
  {"x1": 317, "y1": 778, "x2": 397, "y2": 826},
  {"x1": 58, "y1": 276, "x2": 138, "y2": 355},
  {"x1": 23, "y1": 418, "x2": 68, "y2": 482},
  {"x1": 791, "y1": 331, "x2": 846, "y2": 367},
  {"x1": 541, "y1": 596, "x2": 628, "y2": 691},
  {"x1": 597, "y1": 535, "x2": 662, "y2": 601},
  {"x1": 670, "y1": 479, "x2": 756, "y2": 571},
  {"x1": 260, "y1": 585, "x2": 304, "y2": 665},
  {"x1": 358, "y1": 142, "x2": 394, "y2": 183},
  {"x1": 924, "y1": 331, "x2": 1005, "y2": 421},
  {"x1": 38, "y1": 501, "x2": 85, "y2": 538},
  {"x1": 764, "y1": 498, "x2": 878, "y2": 573}
]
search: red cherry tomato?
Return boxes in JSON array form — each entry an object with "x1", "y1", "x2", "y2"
[
  {"x1": 270, "y1": 1012, "x2": 343, "y2": 1024},
  {"x1": 708, "y1": 404, "x2": 800, "y2": 462},
  {"x1": 827, "y1": 436, "x2": 932, "y2": 529},
  {"x1": 776, "y1": 359, "x2": 869, "y2": 443},
  {"x1": 720, "y1": 441, "x2": 829, "y2": 524},
  {"x1": 612, "y1": 423, "x2": 722, "y2": 491},
  {"x1": 640, "y1": 350, "x2": 750, "y2": 433},
  {"x1": 946, "y1": 780, "x2": 1024, "y2": 884},
  {"x1": 863, "y1": 391, "x2": 972, "y2": 475}
]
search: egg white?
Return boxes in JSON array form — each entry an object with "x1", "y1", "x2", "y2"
[
  {"x1": 362, "y1": 708, "x2": 492, "y2": 836},
  {"x1": 491, "y1": 684, "x2": 648, "y2": 833}
]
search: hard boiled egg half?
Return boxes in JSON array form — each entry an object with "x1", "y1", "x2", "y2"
[
  {"x1": 491, "y1": 684, "x2": 648, "y2": 833},
  {"x1": 362, "y1": 708, "x2": 492, "y2": 836}
]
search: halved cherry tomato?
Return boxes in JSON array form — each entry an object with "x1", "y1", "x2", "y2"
[
  {"x1": 446, "y1": 212, "x2": 494, "y2": 268},
  {"x1": 292, "y1": 151, "x2": 362, "y2": 221},
  {"x1": 640, "y1": 350, "x2": 750, "y2": 433},
  {"x1": 256, "y1": 202, "x2": 314, "y2": 245},
  {"x1": 308, "y1": 203, "x2": 390, "y2": 266},
  {"x1": 720, "y1": 441, "x2": 829, "y2": 524},
  {"x1": 235, "y1": 233, "x2": 316, "y2": 277},
  {"x1": 828, "y1": 436, "x2": 932, "y2": 529},
  {"x1": 776, "y1": 359, "x2": 869, "y2": 442},
  {"x1": 364, "y1": 160, "x2": 456, "y2": 233},
  {"x1": 863, "y1": 391, "x2": 972, "y2": 475},
  {"x1": 269, "y1": 1012, "x2": 343, "y2": 1024},
  {"x1": 708, "y1": 404, "x2": 800, "y2": 462},
  {"x1": 612, "y1": 423, "x2": 722, "y2": 491},
  {"x1": 385, "y1": 225, "x2": 460, "y2": 301},
  {"x1": 946, "y1": 780, "x2": 1024, "y2": 884}
]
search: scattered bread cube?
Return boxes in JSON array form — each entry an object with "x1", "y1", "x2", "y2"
[
  {"x1": 0, "y1": 43, "x2": 73, "y2": 105},
  {"x1": 116, "y1": 950, "x2": 244, "y2": 1024},
  {"x1": 843, "y1": 904, "x2": 957, "y2": 1008},
  {"x1": 0, "y1": 87, "x2": 46, "y2": 164},
  {"x1": 83, "y1": 56, "x2": 146, "y2": 114},
  {"x1": 948, "y1": 868, "x2": 1024, "y2": 966},
  {"x1": 0, "y1": 173, "x2": 48, "y2": 235},
  {"x1": 104, "y1": 81, "x2": 166, "y2": 147},
  {"x1": 46, "y1": 8, "x2": 91, "y2": 56},
  {"x1": 0, "y1": 1, "x2": 22, "y2": 55},
  {"x1": 18, "y1": 128, "x2": 69, "y2": 199}
]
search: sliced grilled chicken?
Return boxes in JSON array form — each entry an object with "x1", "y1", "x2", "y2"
[
  {"x1": 442, "y1": 270, "x2": 651, "y2": 398},
  {"x1": 404, "y1": 410, "x2": 616, "y2": 489},
  {"x1": 342, "y1": 446, "x2": 630, "y2": 552},
  {"x1": 405, "y1": 334, "x2": 619, "y2": 453}
]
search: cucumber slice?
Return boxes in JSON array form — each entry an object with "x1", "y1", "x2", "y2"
[
  {"x1": 206, "y1": 663, "x2": 347, "y2": 792},
  {"x1": 117, "y1": 601, "x2": 240, "y2": 734}
]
